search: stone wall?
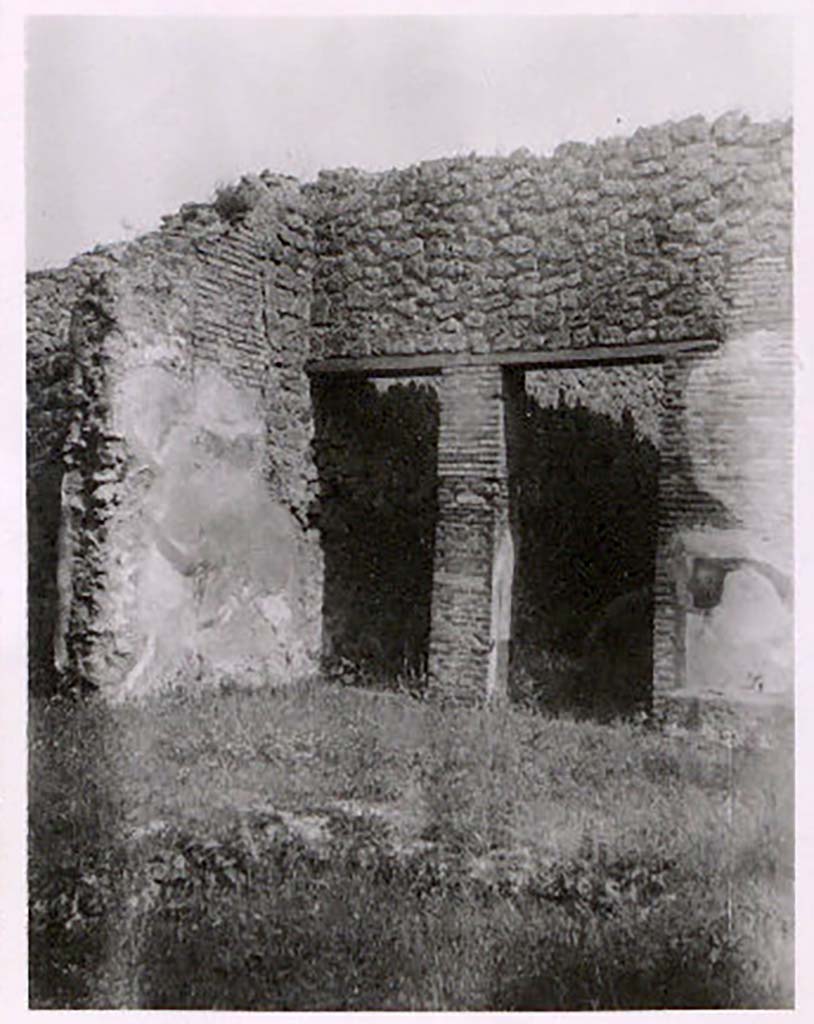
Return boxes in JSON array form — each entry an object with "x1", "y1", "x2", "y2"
[
  {"x1": 28, "y1": 177, "x2": 323, "y2": 697},
  {"x1": 309, "y1": 112, "x2": 790, "y2": 360},
  {"x1": 27, "y1": 255, "x2": 119, "y2": 691}
]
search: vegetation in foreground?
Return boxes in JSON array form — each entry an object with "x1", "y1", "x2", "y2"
[{"x1": 29, "y1": 677, "x2": 793, "y2": 1010}]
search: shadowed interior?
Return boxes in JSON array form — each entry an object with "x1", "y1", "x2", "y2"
[
  {"x1": 509, "y1": 381, "x2": 661, "y2": 712},
  {"x1": 311, "y1": 377, "x2": 439, "y2": 681}
]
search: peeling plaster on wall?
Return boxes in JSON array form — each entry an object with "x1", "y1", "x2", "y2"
[
  {"x1": 683, "y1": 329, "x2": 793, "y2": 571},
  {"x1": 113, "y1": 366, "x2": 310, "y2": 698},
  {"x1": 657, "y1": 319, "x2": 793, "y2": 698},
  {"x1": 487, "y1": 522, "x2": 515, "y2": 700},
  {"x1": 685, "y1": 565, "x2": 793, "y2": 695}
]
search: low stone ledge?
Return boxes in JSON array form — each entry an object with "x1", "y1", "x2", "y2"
[{"x1": 652, "y1": 688, "x2": 793, "y2": 748}]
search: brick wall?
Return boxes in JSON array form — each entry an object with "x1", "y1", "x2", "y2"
[
  {"x1": 652, "y1": 217, "x2": 793, "y2": 696},
  {"x1": 428, "y1": 365, "x2": 521, "y2": 703},
  {"x1": 28, "y1": 178, "x2": 323, "y2": 696}
]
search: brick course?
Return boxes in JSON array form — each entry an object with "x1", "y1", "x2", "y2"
[{"x1": 428, "y1": 366, "x2": 520, "y2": 702}]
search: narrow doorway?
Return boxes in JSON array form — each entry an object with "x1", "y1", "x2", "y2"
[
  {"x1": 508, "y1": 364, "x2": 662, "y2": 716},
  {"x1": 310, "y1": 376, "x2": 440, "y2": 688}
]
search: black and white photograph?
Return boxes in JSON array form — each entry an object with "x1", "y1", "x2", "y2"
[{"x1": 19, "y1": 9, "x2": 798, "y2": 1012}]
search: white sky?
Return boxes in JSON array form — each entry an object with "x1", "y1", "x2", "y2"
[{"x1": 25, "y1": 14, "x2": 792, "y2": 270}]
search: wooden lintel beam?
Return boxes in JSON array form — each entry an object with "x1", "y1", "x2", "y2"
[{"x1": 305, "y1": 338, "x2": 719, "y2": 378}]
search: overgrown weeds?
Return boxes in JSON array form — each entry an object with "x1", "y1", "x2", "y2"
[
  {"x1": 211, "y1": 180, "x2": 255, "y2": 225},
  {"x1": 28, "y1": 678, "x2": 794, "y2": 1009}
]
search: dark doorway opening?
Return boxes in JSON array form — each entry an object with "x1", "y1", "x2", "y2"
[
  {"x1": 508, "y1": 368, "x2": 661, "y2": 717},
  {"x1": 310, "y1": 377, "x2": 439, "y2": 687}
]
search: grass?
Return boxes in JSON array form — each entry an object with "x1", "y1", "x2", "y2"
[{"x1": 28, "y1": 677, "x2": 794, "y2": 1009}]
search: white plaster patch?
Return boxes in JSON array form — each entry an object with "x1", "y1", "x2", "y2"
[
  {"x1": 111, "y1": 359, "x2": 306, "y2": 696},
  {"x1": 684, "y1": 329, "x2": 793, "y2": 553},
  {"x1": 257, "y1": 592, "x2": 293, "y2": 631},
  {"x1": 113, "y1": 364, "x2": 192, "y2": 466},
  {"x1": 487, "y1": 523, "x2": 514, "y2": 700},
  {"x1": 686, "y1": 564, "x2": 793, "y2": 695}
]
